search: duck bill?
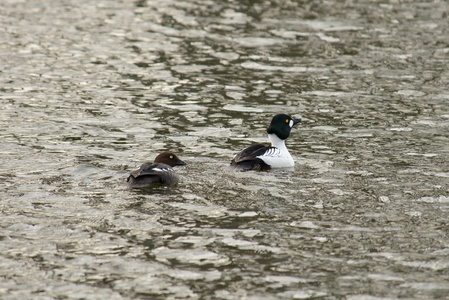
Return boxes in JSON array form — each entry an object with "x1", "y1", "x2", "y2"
[
  {"x1": 292, "y1": 118, "x2": 301, "y2": 126},
  {"x1": 176, "y1": 159, "x2": 187, "y2": 166}
]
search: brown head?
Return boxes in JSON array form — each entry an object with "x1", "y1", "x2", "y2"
[{"x1": 153, "y1": 151, "x2": 186, "y2": 167}]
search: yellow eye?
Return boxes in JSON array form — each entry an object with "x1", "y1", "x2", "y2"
[
  {"x1": 285, "y1": 119, "x2": 289, "y2": 123},
  {"x1": 170, "y1": 155, "x2": 174, "y2": 159}
]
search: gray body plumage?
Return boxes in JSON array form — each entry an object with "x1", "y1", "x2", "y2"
[
  {"x1": 126, "y1": 151, "x2": 186, "y2": 188},
  {"x1": 127, "y1": 162, "x2": 180, "y2": 187}
]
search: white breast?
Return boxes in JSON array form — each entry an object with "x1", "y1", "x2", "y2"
[
  {"x1": 257, "y1": 151, "x2": 294, "y2": 168},
  {"x1": 257, "y1": 133, "x2": 295, "y2": 168}
]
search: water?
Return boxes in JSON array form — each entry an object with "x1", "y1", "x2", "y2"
[{"x1": 1, "y1": 0, "x2": 449, "y2": 299}]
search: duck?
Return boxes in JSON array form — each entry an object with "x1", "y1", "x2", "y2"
[
  {"x1": 126, "y1": 151, "x2": 186, "y2": 188},
  {"x1": 231, "y1": 114, "x2": 301, "y2": 171}
]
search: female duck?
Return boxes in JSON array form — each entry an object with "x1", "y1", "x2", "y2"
[{"x1": 127, "y1": 151, "x2": 186, "y2": 188}]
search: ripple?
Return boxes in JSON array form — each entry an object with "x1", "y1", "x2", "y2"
[
  {"x1": 396, "y1": 90, "x2": 426, "y2": 97},
  {"x1": 311, "y1": 125, "x2": 339, "y2": 131},
  {"x1": 240, "y1": 61, "x2": 328, "y2": 73},
  {"x1": 222, "y1": 104, "x2": 264, "y2": 112},
  {"x1": 277, "y1": 290, "x2": 328, "y2": 299},
  {"x1": 415, "y1": 196, "x2": 449, "y2": 203},
  {"x1": 152, "y1": 247, "x2": 230, "y2": 266},
  {"x1": 1, "y1": 0, "x2": 449, "y2": 299},
  {"x1": 400, "y1": 282, "x2": 449, "y2": 291},
  {"x1": 234, "y1": 37, "x2": 289, "y2": 47}
]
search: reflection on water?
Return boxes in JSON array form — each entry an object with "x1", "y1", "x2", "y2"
[{"x1": 1, "y1": 0, "x2": 449, "y2": 299}]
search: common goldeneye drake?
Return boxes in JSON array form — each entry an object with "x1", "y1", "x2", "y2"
[
  {"x1": 127, "y1": 151, "x2": 186, "y2": 188},
  {"x1": 231, "y1": 114, "x2": 301, "y2": 171}
]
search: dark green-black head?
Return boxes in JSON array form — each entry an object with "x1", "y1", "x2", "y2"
[{"x1": 266, "y1": 114, "x2": 301, "y2": 140}]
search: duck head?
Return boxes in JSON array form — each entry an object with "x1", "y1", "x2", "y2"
[{"x1": 266, "y1": 114, "x2": 301, "y2": 140}]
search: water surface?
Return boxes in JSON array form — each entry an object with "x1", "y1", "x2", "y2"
[{"x1": 1, "y1": 0, "x2": 449, "y2": 299}]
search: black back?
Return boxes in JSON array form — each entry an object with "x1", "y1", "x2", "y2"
[{"x1": 230, "y1": 144, "x2": 272, "y2": 171}]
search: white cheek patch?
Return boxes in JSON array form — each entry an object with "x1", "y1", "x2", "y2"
[{"x1": 289, "y1": 120, "x2": 294, "y2": 128}]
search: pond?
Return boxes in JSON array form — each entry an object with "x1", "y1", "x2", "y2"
[{"x1": 1, "y1": 0, "x2": 448, "y2": 299}]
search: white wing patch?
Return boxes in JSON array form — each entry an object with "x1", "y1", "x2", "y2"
[
  {"x1": 151, "y1": 167, "x2": 172, "y2": 172},
  {"x1": 256, "y1": 147, "x2": 295, "y2": 168},
  {"x1": 260, "y1": 148, "x2": 282, "y2": 157}
]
